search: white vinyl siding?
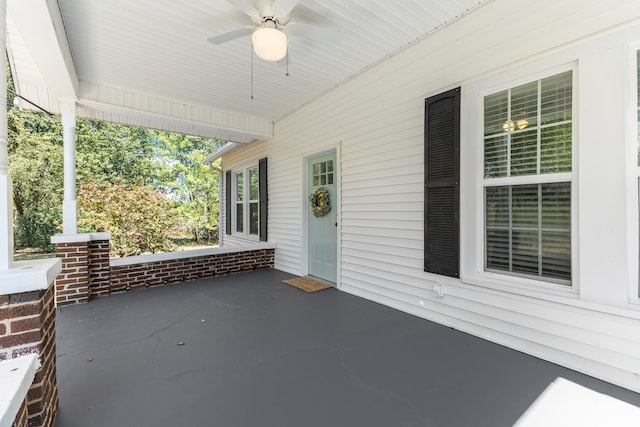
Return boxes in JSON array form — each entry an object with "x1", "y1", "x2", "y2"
[{"x1": 222, "y1": 1, "x2": 640, "y2": 393}]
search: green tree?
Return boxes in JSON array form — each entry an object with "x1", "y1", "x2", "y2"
[
  {"x1": 151, "y1": 132, "x2": 221, "y2": 243},
  {"x1": 76, "y1": 121, "x2": 159, "y2": 187},
  {"x1": 8, "y1": 109, "x2": 64, "y2": 249},
  {"x1": 8, "y1": 66, "x2": 222, "y2": 252}
]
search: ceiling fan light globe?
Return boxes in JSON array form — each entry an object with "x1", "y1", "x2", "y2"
[{"x1": 252, "y1": 27, "x2": 288, "y2": 61}]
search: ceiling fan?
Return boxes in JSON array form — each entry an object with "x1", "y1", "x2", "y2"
[{"x1": 207, "y1": 0, "x2": 339, "y2": 62}]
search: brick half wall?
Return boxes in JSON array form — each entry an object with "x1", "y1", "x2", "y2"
[
  {"x1": 110, "y1": 248, "x2": 275, "y2": 293},
  {"x1": 0, "y1": 286, "x2": 58, "y2": 427}
]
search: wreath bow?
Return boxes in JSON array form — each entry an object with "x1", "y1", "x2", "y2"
[{"x1": 309, "y1": 187, "x2": 331, "y2": 217}]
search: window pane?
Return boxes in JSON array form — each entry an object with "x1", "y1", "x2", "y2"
[
  {"x1": 485, "y1": 186, "x2": 509, "y2": 227},
  {"x1": 541, "y1": 71, "x2": 572, "y2": 125},
  {"x1": 483, "y1": 70, "x2": 572, "y2": 179},
  {"x1": 511, "y1": 81, "x2": 538, "y2": 128},
  {"x1": 235, "y1": 172, "x2": 243, "y2": 201},
  {"x1": 541, "y1": 122, "x2": 572, "y2": 174},
  {"x1": 484, "y1": 135, "x2": 508, "y2": 178},
  {"x1": 236, "y1": 204, "x2": 243, "y2": 233},
  {"x1": 510, "y1": 130, "x2": 538, "y2": 176},
  {"x1": 512, "y1": 230, "x2": 539, "y2": 275},
  {"x1": 484, "y1": 183, "x2": 571, "y2": 283},
  {"x1": 484, "y1": 90, "x2": 508, "y2": 136},
  {"x1": 541, "y1": 231, "x2": 571, "y2": 280},
  {"x1": 542, "y1": 182, "x2": 571, "y2": 230},
  {"x1": 541, "y1": 182, "x2": 571, "y2": 280},
  {"x1": 486, "y1": 228, "x2": 510, "y2": 271},
  {"x1": 512, "y1": 185, "x2": 538, "y2": 229},
  {"x1": 249, "y1": 167, "x2": 259, "y2": 200},
  {"x1": 249, "y1": 203, "x2": 259, "y2": 235},
  {"x1": 486, "y1": 187, "x2": 509, "y2": 271}
]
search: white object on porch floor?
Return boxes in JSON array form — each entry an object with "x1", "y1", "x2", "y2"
[
  {"x1": 0, "y1": 354, "x2": 39, "y2": 427},
  {"x1": 514, "y1": 377, "x2": 640, "y2": 426}
]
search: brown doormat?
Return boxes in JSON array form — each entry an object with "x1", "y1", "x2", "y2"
[{"x1": 282, "y1": 276, "x2": 333, "y2": 293}]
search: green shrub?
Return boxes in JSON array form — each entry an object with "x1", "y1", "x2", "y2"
[{"x1": 78, "y1": 182, "x2": 179, "y2": 257}]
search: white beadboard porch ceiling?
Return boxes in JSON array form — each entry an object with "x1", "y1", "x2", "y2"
[{"x1": 7, "y1": 0, "x2": 488, "y2": 142}]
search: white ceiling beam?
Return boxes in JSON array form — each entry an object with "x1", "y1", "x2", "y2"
[
  {"x1": 77, "y1": 82, "x2": 273, "y2": 142},
  {"x1": 7, "y1": 0, "x2": 78, "y2": 101}
]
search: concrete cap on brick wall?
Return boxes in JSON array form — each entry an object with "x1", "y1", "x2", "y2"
[
  {"x1": 50, "y1": 233, "x2": 112, "y2": 244},
  {"x1": 0, "y1": 258, "x2": 61, "y2": 295},
  {"x1": 109, "y1": 242, "x2": 276, "y2": 268}
]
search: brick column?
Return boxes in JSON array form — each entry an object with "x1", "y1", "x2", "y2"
[
  {"x1": 88, "y1": 239, "x2": 111, "y2": 298},
  {"x1": 0, "y1": 285, "x2": 58, "y2": 427},
  {"x1": 53, "y1": 241, "x2": 89, "y2": 306},
  {"x1": 51, "y1": 233, "x2": 112, "y2": 306}
]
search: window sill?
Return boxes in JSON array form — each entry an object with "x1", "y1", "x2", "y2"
[{"x1": 230, "y1": 233, "x2": 260, "y2": 242}]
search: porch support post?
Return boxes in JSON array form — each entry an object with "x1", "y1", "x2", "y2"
[
  {"x1": 60, "y1": 101, "x2": 77, "y2": 235},
  {"x1": 0, "y1": 0, "x2": 14, "y2": 271}
]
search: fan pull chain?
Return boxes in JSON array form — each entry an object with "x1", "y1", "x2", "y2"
[
  {"x1": 250, "y1": 42, "x2": 255, "y2": 100},
  {"x1": 285, "y1": 51, "x2": 290, "y2": 77}
]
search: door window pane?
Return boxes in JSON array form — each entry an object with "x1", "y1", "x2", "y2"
[{"x1": 312, "y1": 160, "x2": 334, "y2": 188}]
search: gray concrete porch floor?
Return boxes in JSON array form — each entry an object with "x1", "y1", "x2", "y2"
[{"x1": 54, "y1": 268, "x2": 640, "y2": 427}]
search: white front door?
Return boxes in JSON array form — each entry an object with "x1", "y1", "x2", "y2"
[{"x1": 307, "y1": 151, "x2": 337, "y2": 283}]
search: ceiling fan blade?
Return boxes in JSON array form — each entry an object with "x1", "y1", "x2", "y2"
[
  {"x1": 288, "y1": 23, "x2": 343, "y2": 43},
  {"x1": 207, "y1": 27, "x2": 254, "y2": 45},
  {"x1": 226, "y1": 0, "x2": 263, "y2": 25},
  {"x1": 274, "y1": 0, "x2": 300, "y2": 24}
]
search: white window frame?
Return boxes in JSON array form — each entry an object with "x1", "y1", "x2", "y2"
[
  {"x1": 232, "y1": 164, "x2": 260, "y2": 241},
  {"x1": 461, "y1": 62, "x2": 579, "y2": 297},
  {"x1": 627, "y1": 42, "x2": 640, "y2": 305}
]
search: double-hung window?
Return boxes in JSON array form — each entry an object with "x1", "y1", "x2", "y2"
[
  {"x1": 234, "y1": 166, "x2": 259, "y2": 238},
  {"x1": 226, "y1": 158, "x2": 267, "y2": 242},
  {"x1": 483, "y1": 70, "x2": 573, "y2": 285}
]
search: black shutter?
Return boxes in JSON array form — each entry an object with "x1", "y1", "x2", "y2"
[
  {"x1": 258, "y1": 157, "x2": 268, "y2": 242},
  {"x1": 225, "y1": 170, "x2": 232, "y2": 236},
  {"x1": 424, "y1": 87, "x2": 460, "y2": 277}
]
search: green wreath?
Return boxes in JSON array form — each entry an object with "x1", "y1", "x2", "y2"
[{"x1": 309, "y1": 187, "x2": 331, "y2": 217}]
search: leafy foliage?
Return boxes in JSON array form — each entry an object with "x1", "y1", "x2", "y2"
[
  {"x1": 151, "y1": 132, "x2": 220, "y2": 243},
  {"x1": 8, "y1": 110, "x2": 64, "y2": 250},
  {"x1": 77, "y1": 182, "x2": 179, "y2": 257},
  {"x1": 7, "y1": 69, "x2": 222, "y2": 253}
]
